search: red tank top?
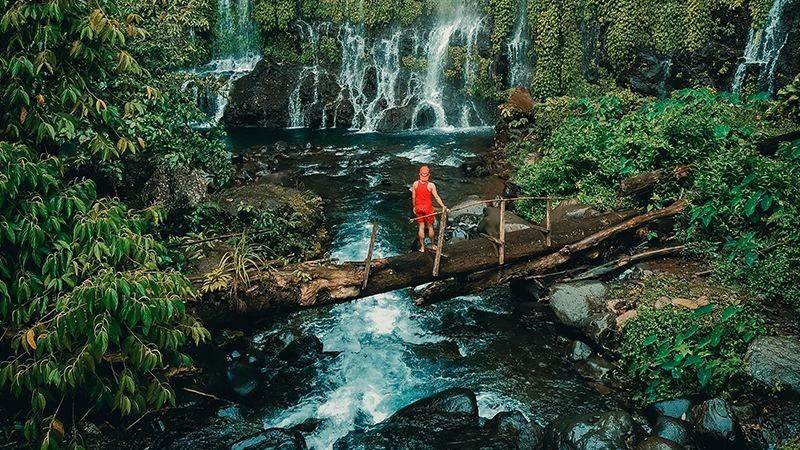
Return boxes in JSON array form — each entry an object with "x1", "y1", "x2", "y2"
[{"x1": 414, "y1": 181, "x2": 433, "y2": 212}]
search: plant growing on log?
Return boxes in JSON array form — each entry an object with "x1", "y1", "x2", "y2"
[{"x1": 0, "y1": 143, "x2": 209, "y2": 447}]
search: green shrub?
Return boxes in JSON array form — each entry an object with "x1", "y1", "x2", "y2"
[
  {"x1": 618, "y1": 275, "x2": 764, "y2": 403},
  {"x1": 512, "y1": 89, "x2": 800, "y2": 307},
  {"x1": 0, "y1": 143, "x2": 209, "y2": 447}
]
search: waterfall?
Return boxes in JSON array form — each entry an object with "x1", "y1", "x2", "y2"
[
  {"x1": 507, "y1": 0, "x2": 532, "y2": 88},
  {"x1": 288, "y1": 21, "x2": 329, "y2": 128},
  {"x1": 411, "y1": 7, "x2": 484, "y2": 129},
  {"x1": 190, "y1": 0, "x2": 261, "y2": 125},
  {"x1": 731, "y1": 0, "x2": 794, "y2": 93},
  {"x1": 285, "y1": 4, "x2": 488, "y2": 131}
]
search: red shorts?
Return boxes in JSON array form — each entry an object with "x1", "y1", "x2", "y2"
[{"x1": 415, "y1": 209, "x2": 435, "y2": 225}]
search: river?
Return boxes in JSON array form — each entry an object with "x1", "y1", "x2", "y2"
[{"x1": 220, "y1": 127, "x2": 616, "y2": 449}]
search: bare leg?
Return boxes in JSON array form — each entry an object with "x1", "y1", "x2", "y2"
[
  {"x1": 427, "y1": 223, "x2": 436, "y2": 250},
  {"x1": 417, "y1": 222, "x2": 426, "y2": 252}
]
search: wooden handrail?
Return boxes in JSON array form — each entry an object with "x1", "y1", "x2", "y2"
[{"x1": 409, "y1": 195, "x2": 568, "y2": 222}]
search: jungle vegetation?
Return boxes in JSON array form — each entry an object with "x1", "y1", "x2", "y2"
[{"x1": 1, "y1": 0, "x2": 798, "y2": 447}]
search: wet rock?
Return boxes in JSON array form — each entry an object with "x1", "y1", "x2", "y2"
[
  {"x1": 375, "y1": 105, "x2": 414, "y2": 132},
  {"x1": 567, "y1": 340, "x2": 593, "y2": 362},
  {"x1": 460, "y1": 157, "x2": 491, "y2": 177},
  {"x1": 575, "y1": 355, "x2": 613, "y2": 381},
  {"x1": 550, "y1": 199, "x2": 602, "y2": 223},
  {"x1": 644, "y1": 399, "x2": 692, "y2": 422},
  {"x1": 629, "y1": 53, "x2": 673, "y2": 97},
  {"x1": 278, "y1": 335, "x2": 323, "y2": 368},
  {"x1": 636, "y1": 436, "x2": 683, "y2": 450},
  {"x1": 333, "y1": 388, "x2": 537, "y2": 449},
  {"x1": 548, "y1": 281, "x2": 608, "y2": 328},
  {"x1": 581, "y1": 312, "x2": 617, "y2": 349},
  {"x1": 230, "y1": 428, "x2": 307, "y2": 450},
  {"x1": 736, "y1": 397, "x2": 800, "y2": 449},
  {"x1": 544, "y1": 410, "x2": 641, "y2": 449},
  {"x1": 652, "y1": 416, "x2": 693, "y2": 447},
  {"x1": 745, "y1": 335, "x2": 800, "y2": 395},
  {"x1": 477, "y1": 206, "x2": 534, "y2": 238},
  {"x1": 449, "y1": 195, "x2": 485, "y2": 220},
  {"x1": 141, "y1": 166, "x2": 209, "y2": 215},
  {"x1": 483, "y1": 411, "x2": 544, "y2": 449},
  {"x1": 224, "y1": 60, "x2": 297, "y2": 128},
  {"x1": 510, "y1": 279, "x2": 550, "y2": 302},
  {"x1": 332, "y1": 388, "x2": 479, "y2": 449},
  {"x1": 689, "y1": 398, "x2": 743, "y2": 449}
]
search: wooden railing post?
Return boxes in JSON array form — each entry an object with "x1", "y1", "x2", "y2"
[
  {"x1": 545, "y1": 198, "x2": 552, "y2": 247},
  {"x1": 498, "y1": 198, "x2": 506, "y2": 265},
  {"x1": 362, "y1": 221, "x2": 379, "y2": 290},
  {"x1": 432, "y1": 210, "x2": 447, "y2": 277}
]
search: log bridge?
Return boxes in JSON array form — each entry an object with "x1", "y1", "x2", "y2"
[{"x1": 194, "y1": 180, "x2": 689, "y2": 323}]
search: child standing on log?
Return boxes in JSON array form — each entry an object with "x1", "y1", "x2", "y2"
[{"x1": 412, "y1": 165, "x2": 447, "y2": 252}]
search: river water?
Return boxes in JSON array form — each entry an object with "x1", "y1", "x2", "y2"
[{"x1": 222, "y1": 127, "x2": 615, "y2": 449}]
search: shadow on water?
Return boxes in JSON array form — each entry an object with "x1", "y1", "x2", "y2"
[{"x1": 218, "y1": 127, "x2": 616, "y2": 449}]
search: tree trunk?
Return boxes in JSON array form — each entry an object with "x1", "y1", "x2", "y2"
[{"x1": 193, "y1": 208, "x2": 640, "y2": 322}]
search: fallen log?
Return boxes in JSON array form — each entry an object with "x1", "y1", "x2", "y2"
[
  {"x1": 569, "y1": 245, "x2": 685, "y2": 281},
  {"x1": 193, "y1": 208, "x2": 640, "y2": 322},
  {"x1": 417, "y1": 200, "x2": 687, "y2": 305},
  {"x1": 619, "y1": 165, "x2": 691, "y2": 196}
]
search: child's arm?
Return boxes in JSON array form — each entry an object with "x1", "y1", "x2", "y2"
[
  {"x1": 430, "y1": 183, "x2": 447, "y2": 210},
  {"x1": 411, "y1": 181, "x2": 417, "y2": 211}
]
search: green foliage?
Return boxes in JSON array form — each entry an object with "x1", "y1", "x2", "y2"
[
  {"x1": 619, "y1": 276, "x2": 764, "y2": 403},
  {"x1": 121, "y1": 0, "x2": 215, "y2": 71},
  {"x1": 512, "y1": 88, "x2": 800, "y2": 307},
  {"x1": 177, "y1": 184, "x2": 327, "y2": 263},
  {"x1": 254, "y1": 0, "x2": 297, "y2": 32},
  {"x1": 776, "y1": 74, "x2": 800, "y2": 121},
  {"x1": 0, "y1": 143, "x2": 209, "y2": 447},
  {"x1": 1, "y1": 0, "x2": 146, "y2": 157},
  {"x1": 487, "y1": 0, "x2": 516, "y2": 51}
]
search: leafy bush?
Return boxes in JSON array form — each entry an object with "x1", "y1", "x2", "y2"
[
  {"x1": 618, "y1": 275, "x2": 764, "y2": 403},
  {"x1": 512, "y1": 89, "x2": 800, "y2": 307},
  {"x1": 0, "y1": 143, "x2": 209, "y2": 447}
]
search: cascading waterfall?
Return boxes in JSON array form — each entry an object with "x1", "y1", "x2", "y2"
[
  {"x1": 507, "y1": 0, "x2": 533, "y2": 88},
  {"x1": 288, "y1": 21, "x2": 328, "y2": 128},
  {"x1": 191, "y1": 0, "x2": 261, "y2": 124},
  {"x1": 411, "y1": 8, "x2": 484, "y2": 129},
  {"x1": 731, "y1": 0, "x2": 794, "y2": 93},
  {"x1": 288, "y1": 4, "x2": 486, "y2": 131},
  {"x1": 335, "y1": 26, "x2": 411, "y2": 132}
]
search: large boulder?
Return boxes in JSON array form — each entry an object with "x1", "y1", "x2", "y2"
[
  {"x1": 333, "y1": 388, "x2": 540, "y2": 449},
  {"x1": 224, "y1": 60, "x2": 298, "y2": 128},
  {"x1": 223, "y1": 59, "x2": 344, "y2": 129},
  {"x1": 549, "y1": 281, "x2": 608, "y2": 328},
  {"x1": 544, "y1": 410, "x2": 641, "y2": 449},
  {"x1": 230, "y1": 428, "x2": 307, "y2": 450},
  {"x1": 477, "y1": 206, "x2": 535, "y2": 238},
  {"x1": 483, "y1": 411, "x2": 544, "y2": 449},
  {"x1": 375, "y1": 105, "x2": 414, "y2": 131},
  {"x1": 689, "y1": 398, "x2": 743, "y2": 449},
  {"x1": 745, "y1": 335, "x2": 800, "y2": 395},
  {"x1": 644, "y1": 399, "x2": 692, "y2": 422},
  {"x1": 141, "y1": 166, "x2": 208, "y2": 215},
  {"x1": 278, "y1": 335, "x2": 324, "y2": 368},
  {"x1": 636, "y1": 437, "x2": 683, "y2": 450},
  {"x1": 652, "y1": 416, "x2": 693, "y2": 448}
]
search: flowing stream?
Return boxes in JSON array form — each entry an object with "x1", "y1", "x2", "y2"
[{"x1": 222, "y1": 127, "x2": 616, "y2": 449}]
